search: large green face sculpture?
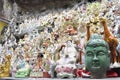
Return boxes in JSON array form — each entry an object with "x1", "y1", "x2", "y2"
[{"x1": 85, "y1": 34, "x2": 110, "y2": 78}]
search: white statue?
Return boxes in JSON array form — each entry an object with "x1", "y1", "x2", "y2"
[{"x1": 55, "y1": 40, "x2": 77, "y2": 78}]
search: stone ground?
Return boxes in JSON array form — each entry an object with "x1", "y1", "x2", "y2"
[{"x1": 0, "y1": 77, "x2": 120, "y2": 80}]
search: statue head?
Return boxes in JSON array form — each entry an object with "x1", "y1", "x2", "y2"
[
  {"x1": 85, "y1": 34, "x2": 110, "y2": 78},
  {"x1": 37, "y1": 53, "x2": 43, "y2": 62}
]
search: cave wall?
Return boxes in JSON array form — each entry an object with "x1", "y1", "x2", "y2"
[
  {"x1": 0, "y1": 0, "x2": 80, "y2": 18},
  {"x1": 11, "y1": 0, "x2": 77, "y2": 12},
  {"x1": 0, "y1": 1, "x2": 3, "y2": 17},
  {"x1": 0, "y1": 0, "x2": 101, "y2": 18}
]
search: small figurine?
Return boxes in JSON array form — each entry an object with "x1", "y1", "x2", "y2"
[
  {"x1": 30, "y1": 53, "x2": 44, "y2": 78},
  {"x1": 74, "y1": 37, "x2": 85, "y2": 65},
  {"x1": 64, "y1": 25, "x2": 77, "y2": 35},
  {"x1": 15, "y1": 55, "x2": 30, "y2": 78}
]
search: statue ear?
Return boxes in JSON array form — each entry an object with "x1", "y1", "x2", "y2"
[
  {"x1": 84, "y1": 44, "x2": 87, "y2": 49},
  {"x1": 108, "y1": 50, "x2": 110, "y2": 54},
  {"x1": 108, "y1": 50, "x2": 111, "y2": 57}
]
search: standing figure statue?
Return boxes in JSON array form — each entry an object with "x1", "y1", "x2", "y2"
[{"x1": 85, "y1": 34, "x2": 110, "y2": 78}]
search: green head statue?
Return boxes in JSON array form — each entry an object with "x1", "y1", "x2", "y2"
[{"x1": 85, "y1": 34, "x2": 110, "y2": 78}]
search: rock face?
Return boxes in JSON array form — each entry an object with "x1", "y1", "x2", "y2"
[
  {"x1": 0, "y1": 0, "x2": 81, "y2": 19},
  {"x1": 0, "y1": 0, "x2": 77, "y2": 16},
  {"x1": 0, "y1": 0, "x2": 101, "y2": 18},
  {"x1": 0, "y1": 1, "x2": 3, "y2": 17},
  {"x1": 0, "y1": 0, "x2": 100, "y2": 15},
  {"x1": 15, "y1": 0, "x2": 76, "y2": 11}
]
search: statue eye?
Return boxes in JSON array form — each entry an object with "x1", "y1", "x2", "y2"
[
  {"x1": 86, "y1": 52, "x2": 93, "y2": 56},
  {"x1": 98, "y1": 51, "x2": 105, "y2": 56}
]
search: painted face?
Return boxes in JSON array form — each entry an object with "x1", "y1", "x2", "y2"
[{"x1": 85, "y1": 46, "x2": 110, "y2": 73}]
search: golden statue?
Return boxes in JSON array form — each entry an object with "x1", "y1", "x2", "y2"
[
  {"x1": 0, "y1": 55, "x2": 11, "y2": 77},
  {"x1": 0, "y1": 17, "x2": 9, "y2": 42},
  {"x1": 0, "y1": 17, "x2": 9, "y2": 32}
]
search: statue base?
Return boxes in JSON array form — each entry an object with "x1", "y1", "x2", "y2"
[{"x1": 30, "y1": 71, "x2": 51, "y2": 78}]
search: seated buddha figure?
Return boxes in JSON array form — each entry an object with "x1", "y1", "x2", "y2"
[
  {"x1": 85, "y1": 34, "x2": 110, "y2": 78},
  {"x1": 0, "y1": 55, "x2": 11, "y2": 77},
  {"x1": 15, "y1": 55, "x2": 30, "y2": 78}
]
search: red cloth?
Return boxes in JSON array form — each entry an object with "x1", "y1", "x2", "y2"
[
  {"x1": 107, "y1": 69, "x2": 118, "y2": 77},
  {"x1": 75, "y1": 69, "x2": 90, "y2": 78},
  {"x1": 75, "y1": 69, "x2": 118, "y2": 78},
  {"x1": 43, "y1": 72, "x2": 51, "y2": 78}
]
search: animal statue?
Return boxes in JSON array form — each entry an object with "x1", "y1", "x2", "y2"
[
  {"x1": 0, "y1": 55, "x2": 11, "y2": 77},
  {"x1": 86, "y1": 23, "x2": 91, "y2": 41},
  {"x1": 100, "y1": 18, "x2": 120, "y2": 64},
  {"x1": 117, "y1": 42, "x2": 120, "y2": 63}
]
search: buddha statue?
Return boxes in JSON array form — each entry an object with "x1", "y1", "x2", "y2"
[{"x1": 85, "y1": 34, "x2": 110, "y2": 78}]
